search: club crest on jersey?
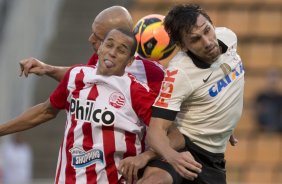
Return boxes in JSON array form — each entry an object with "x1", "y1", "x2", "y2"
[
  {"x1": 70, "y1": 98, "x2": 115, "y2": 126},
  {"x1": 69, "y1": 147, "x2": 104, "y2": 169},
  {"x1": 109, "y1": 92, "x2": 125, "y2": 109}
]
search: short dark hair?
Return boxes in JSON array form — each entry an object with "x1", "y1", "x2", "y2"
[
  {"x1": 104, "y1": 28, "x2": 137, "y2": 57},
  {"x1": 164, "y1": 4, "x2": 212, "y2": 47}
]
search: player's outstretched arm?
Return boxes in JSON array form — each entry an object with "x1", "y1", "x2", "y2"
[
  {"x1": 19, "y1": 57, "x2": 70, "y2": 82},
  {"x1": 0, "y1": 99, "x2": 59, "y2": 136}
]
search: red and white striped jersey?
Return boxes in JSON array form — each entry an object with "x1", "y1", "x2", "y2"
[
  {"x1": 87, "y1": 54, "x2": 164, "y2": 95},
  {"x1": 50, "y1": 65, "x2": 157, "y2": 184}
]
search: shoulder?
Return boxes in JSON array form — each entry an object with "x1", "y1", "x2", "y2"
[
  {"x1": 69, "y1": 64, "x2": 96, "y2": 73},
  {"x1": 135, "y1": 56, "x2": 164, "y2": 71},
  {"x1": 168, "y1": 51, "x2": 193, "y2": 68},
  {"x1": 165, "y1": 52, "x2": 193, "y2": 81},
  {"x1": 66, "y1": 64, "x2": 96, "y2": 85},
  {"x1": 215, "y1": 27, "x2": 237, "y2": 48},
  {"x1": 127, "y1": 73, "x2": 151, "y2": 92}
]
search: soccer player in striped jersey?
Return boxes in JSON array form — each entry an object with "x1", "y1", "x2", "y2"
[{"x1": 0, "y1": 28, "x2": 192, "y2": 184}]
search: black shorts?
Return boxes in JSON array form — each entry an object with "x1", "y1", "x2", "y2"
[{"x1": 147, "y1": 136, "x2": 226, "y2": 184}]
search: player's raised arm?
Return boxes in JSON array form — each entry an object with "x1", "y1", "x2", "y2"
[
  {"x1": 0, "y1": 99, "x2": 59, "y2": 136},
  {"x1": 19, "y1": 57, "x2": 69, "y2": 82}
]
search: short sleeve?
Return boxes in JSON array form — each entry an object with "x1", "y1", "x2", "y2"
[
  {"x1": 130, "y1": 76, "x2": 158, "y2": 126},
  {"x1": 152, "y1": 67, "x2": 192, "y2": 120},
  {"x1": 49, "y1": 67, "x2": 72, "y2": 109}
]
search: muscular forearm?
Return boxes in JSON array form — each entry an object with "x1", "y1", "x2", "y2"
[
  {"x1": 168, "y1": 125, "x2": 185, "y2": 151},
  {"x1": 146, "y1": 118, "x2": 179, "y2": 161},
  {"x1": 20, "y1": 58, "x2": 70, "y2": 82},
  {"x1": 0, "y1": 100, "x2": 58, "y2": 136},
  {"x1": 143, "y1": 125, "x2": 185, "y2": 162},
  {"x1": 46, "y1": 65, "x2": 69, "y2": 82}
]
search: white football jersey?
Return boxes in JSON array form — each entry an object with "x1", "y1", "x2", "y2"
[
  {"x1": 153, "y1": 27, "x2": 245, "y2": 153},
  {"x1": 50, "y1": 65, "x2": 157, "y2": 184}
]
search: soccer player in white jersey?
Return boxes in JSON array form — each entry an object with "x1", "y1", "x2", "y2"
[
  {"x1": 0, "y1": 28, "x2": 180, "y2": 184},
  {"x1": 139, "y1": 4, "x2": 245, "y2": 184}
]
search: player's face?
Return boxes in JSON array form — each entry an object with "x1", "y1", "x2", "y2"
[
  {"x1": 88, "y1": 20, "x2": 107, "y2": 53},
  {"x1": 97, "y1": 29, "x2": 134, "y2": 76},
  {"x1": 181, "y1": 14, "x2": 220, "y2": 64}
]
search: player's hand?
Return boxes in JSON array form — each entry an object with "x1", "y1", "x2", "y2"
[
  {"x1": 118, "y1": 154, "x2": 148, "y2": 184},
  {"x1": 19, "y1": 57, "x2": 48, "y2": 77},
  {"x1": 166, "y1": 151, "x2": 202, "y2": 181},
  {"x1": 229, "y1": 134, "x2": 238, "y2": 146}
]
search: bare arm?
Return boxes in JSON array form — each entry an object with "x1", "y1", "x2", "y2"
[
  {"x1": 146, "y1": 117, "x2": 202, "y2": 180},
  {"x1": 118, "y1": 125, "x2": 185, "y2": 183},
  {"x1": 19, "y1": 57, "x2": 69, "y2": 82},
  {"x1": 0, "y1": 99, "x2": 59, "y2": 136}
]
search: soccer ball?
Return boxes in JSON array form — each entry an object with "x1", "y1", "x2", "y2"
[{"x1": 133, "y1": 14, "x2": 176, "y2": 61}]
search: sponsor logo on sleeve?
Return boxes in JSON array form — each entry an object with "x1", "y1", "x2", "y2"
[{"x1": 154, "y1": 69, "x2": 178, "y2": 108}]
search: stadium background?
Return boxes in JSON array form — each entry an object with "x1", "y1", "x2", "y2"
[{"x1": 0, "y1": 0, "x2": 281, "y2": 183}]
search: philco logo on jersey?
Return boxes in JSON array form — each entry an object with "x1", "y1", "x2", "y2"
[
  {"x1": 109, "y1": 92, "x2": 125, "y2": 109},
  {"x1": 209, "y1": 62, "x2": 244, "y2": 97},
  {"x1": 154, "y1": 69, "x2": 178, "y2": 108},
  {"x1": 70, "y1": 98, "x2": 115, "y2": 126},
  {"x1": 69, "y1": 147, "x2": 104, "y2": 169}
]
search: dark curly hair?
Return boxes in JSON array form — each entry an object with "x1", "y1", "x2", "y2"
[{"x1": 164, "y1": 4, "x2": 212, "y2": 47}]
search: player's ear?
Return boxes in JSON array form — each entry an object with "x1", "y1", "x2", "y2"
[{"x1": 126, "y1": 56, "x2": 135, "y2": 66}]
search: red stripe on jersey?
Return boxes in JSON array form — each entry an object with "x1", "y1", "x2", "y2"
[
  {"x1": 87, "y1": 53, "x2": 98, "y2": 65},
  {"x1": 102, "y1": 126, "x2": 118, "y2": 183},
  {"x1": 137, "y1": 57, "x2": 164, "y2": 95},
  {"x1": 55, "y1": 142, "x2": 63, "y2": 184},
  {"x1": 65, "y1": 118, "x2": 77, "y2": 184},
  {"x1": 65, "y1": 69, "x2": 85, "y2": 184},
  {"x1": 123, "y1": 131, "x2": 137, "y2": 158},
  {"x1": 83, "y1": 84, "x2": 99, "y2": 183}
]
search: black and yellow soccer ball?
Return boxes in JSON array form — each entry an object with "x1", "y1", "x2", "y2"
[{"x1": 133, "y1": 14, "x2": 176, "y2": 61}]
